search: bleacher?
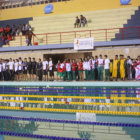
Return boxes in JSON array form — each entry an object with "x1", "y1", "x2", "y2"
[
  {"x1": 113, "y1": 6, "x2": 140, "y2": 40},
  {"x1": 2, "y1": 6, "x2": 140, "y2": 47}
]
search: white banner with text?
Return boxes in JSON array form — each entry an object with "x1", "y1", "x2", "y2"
[{"x1": 74, "y1": 38, "x2": 94, "y2": 50}]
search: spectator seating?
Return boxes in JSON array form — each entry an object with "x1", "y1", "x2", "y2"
[
  {"x1": 0, "y1": 17, "x2": 33, "y2": 47},
  {"x1": 3, "y1": 6, "x2": 139, "y2": 47},
  {"x1": 31, "y1": 7, "x2": 139, "y2": 33},
  {"x1": 113, "y1": 6, "x2": 140, "y2": 40}
]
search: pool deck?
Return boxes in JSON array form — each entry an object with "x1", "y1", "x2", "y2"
[{"x1": 0, "y1": 81, "x2": 139, "y2": 87}]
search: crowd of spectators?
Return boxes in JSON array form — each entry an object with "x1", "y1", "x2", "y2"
[
  {"x1": 0, "y1": 14, "x2": 87, "y2": 46},
  {"x1": 0, "y1": 55, "x2": 140, "y2": 82},
  {"x1": 0, "y1": 23, "x2": 32, "y2": 46}
]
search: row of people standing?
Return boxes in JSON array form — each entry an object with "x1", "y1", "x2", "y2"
[
  {"x1": 111, "y1": 55, "x2": 140, "y2": 81},
  {"x1": 0, "y1": 55, "x2": 139, "y2": 81},
  {"x1": 56, "y1": 56, "x2": 105, "y2": 81},
  {"x1": 56, "y1": 55, "x2": 140, "y2": 81},
  {"x1": 0, "y1": 57, "x2": 54, "y2": 81}
]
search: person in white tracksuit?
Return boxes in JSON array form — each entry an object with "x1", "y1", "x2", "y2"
[{"x1": 83, "y1": 57, "x2": 90, "y2": 80}]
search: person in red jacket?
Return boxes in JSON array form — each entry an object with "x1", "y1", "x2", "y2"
[
  {"x1": 78, "y1": 58, "x2": 83, "y2": 81},
  {"x1": 0, "y1": 26, "x2": 4, "y2": 37},
  {"x1": 4, "y1": 25, "x2": 11, "y2": 44},
  {"x1": 61, "y1": 60, "x2": 66, "y2": 81},
  {"x1": 72, "y1": 59, "x2": 77, "y2": 80},
  {"x1": 0, "y1": 26, "x2": 4, "y2": 45},
  {"x1": 4, "y1": 25, "x2": 11, "y2": 36}
]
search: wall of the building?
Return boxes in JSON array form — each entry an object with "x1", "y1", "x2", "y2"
[
  {"x1": 0, "y1": 0, "x2": 140, "y2": 21},
  {"x1": 91, "y1": 46, "x2": 140, "y2": 59},
  {"x1": 0, "y1": 46, "x2": 139, "y2": 61}
]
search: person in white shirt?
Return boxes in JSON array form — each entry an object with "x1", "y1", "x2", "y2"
[
  {"x1": 97, "y1": 55, "x2": 104, "y2": 81},
  {"x1": 48, "y1": 57, "x2": 54, "y2": 81},
  {"x1": 104, "y1": 55, "x2": 110, "y2": 81},
  {"x1": 14, "y1": 59, "x2": 19, "y2": 81},
  {"x1": 60, "y1": 59, "x2": 67, "y2": 81},
  {"x1": 90, "y1": 56, "x2": 96, "y2": 80},
  {"x1": 83, "y1": 57, "x2": 90, "y2": 80},
  {"x1": 42, "y1": 58, "x2": 48, "y2": 81},
  {"x1": 8, "y1": 58, "x2": 14, "y2": 81},
  {"x1": 66, "y1": 59, "x2": 71, "y2": 81}
]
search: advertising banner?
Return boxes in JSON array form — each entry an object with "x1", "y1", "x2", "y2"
[{"x1": 74, "y1": 38, "x2": 94, "y2": 50}]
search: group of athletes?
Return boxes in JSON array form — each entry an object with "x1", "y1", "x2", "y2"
[
  {"x1": 56, "y1": 54, "x2": 140, "y2": 81},
  {"x1": 0, "y1": 54, "x2": 140, "y2": 81},
  {"x1": 0, "y1": 57, "x2": 54, "y2": 81}
]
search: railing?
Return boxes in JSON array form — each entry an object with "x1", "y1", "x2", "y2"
[{"x1": 1, "y1": 26, "x2": 140, "y2": 47}]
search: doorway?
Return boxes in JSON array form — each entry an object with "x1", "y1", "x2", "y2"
[{"x1": 43, "y1": 52, "x2": 92, "y2": 65}]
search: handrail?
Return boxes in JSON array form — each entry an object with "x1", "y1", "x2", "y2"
[{"x1": 1, "y1": 26, "x2": 140, "y2": 47}]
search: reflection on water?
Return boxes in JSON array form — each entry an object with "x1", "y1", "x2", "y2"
[
  {"x1": 4, "y1": 136, "x2": 39, "y2": 140},
  {"x1": 78, "y1": 131, "x2": 93, "y2": 139},
  {"x1": 0, "y1": 118, "x2": 140, "y2": 140},
  {"x1": 0, "y1": 119, "x2": 38, "y2": 134}
]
